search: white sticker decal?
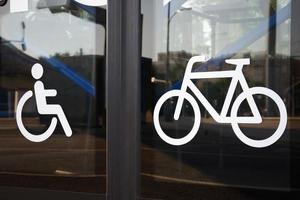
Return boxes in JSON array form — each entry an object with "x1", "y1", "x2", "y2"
[
  {"x1": 10, "y1": 0, "x2": 28, "y2": 13},
  {"x1": 9, "y1": 0, "x2": 107, "y2": 13},
  {"x1": 16, "y1": 64, "x2": 72, "y2": 142},
  {"x1": 153, "y1": 56, "x2": 287, "y2": 148},
  {"x1": 74, "y1": 0, "x2": 107, "y2": 6},
  {"x1": 163, "y1": 0, "x2": 172, "y2": 5}
]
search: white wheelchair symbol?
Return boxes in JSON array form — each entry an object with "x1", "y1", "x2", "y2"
[
  {"x1": 16, "y1": 63, "x2": 72, "y2": 143},
  {"x1": 153, "y1": 56, "x2": 287, "y2": 148}
]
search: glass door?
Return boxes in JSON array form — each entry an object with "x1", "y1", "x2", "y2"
[
  {"x1": 140, "y1": 0, "x2": 299, "y2": 199},
  {"x1": 0, "y1": 0, "x2": 106, "y2": 199},
  {"x1": 2, "y1": 0, "x2": 299, "y2": 199}
]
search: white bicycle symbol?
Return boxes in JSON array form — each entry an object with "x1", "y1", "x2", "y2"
[{"x1": 153, "y1": 56, "x2": 287, "y2": 148}]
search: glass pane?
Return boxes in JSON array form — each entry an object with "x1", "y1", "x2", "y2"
[
  {"x1": 0, "y1": 0, "x2": 106, "y2": 194},
  {"x1": 141, "y1": 0, "x2": 295, "y2": 199}
]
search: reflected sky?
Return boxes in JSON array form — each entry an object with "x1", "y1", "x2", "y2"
[
  {"x1": 142, "y1": 0, "x2": 290, "y2": 61},
  {"x1": 0, "y1": 0, "x2": 105, "y2": 59}
]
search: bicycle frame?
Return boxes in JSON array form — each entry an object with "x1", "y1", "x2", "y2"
[{"x1": 174, "y1": 56, "x2": 262, "y2": 124}]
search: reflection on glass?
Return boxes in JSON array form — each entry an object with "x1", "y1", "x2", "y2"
[
  {"x1": 0, "y1": 0, "x2": 106, "y2": 194},
  {"x1": 141, "y1": 0, "x2": 295, "y2": 199}
]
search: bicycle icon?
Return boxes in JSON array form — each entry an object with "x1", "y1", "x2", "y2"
[
  {"x1": 16, "y1": 63, "x2": 72, "y2": 143},
  {"x1": 153, "y1": 56, "x2": 287, "y2": 148}
]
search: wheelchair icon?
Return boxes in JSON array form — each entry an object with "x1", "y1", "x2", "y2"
[{"x1": 16, "y1": 64, "x2": 72, "y2": 142}]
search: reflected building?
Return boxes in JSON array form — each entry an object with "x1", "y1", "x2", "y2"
[{"x1": 0, "y1": 39, "x2": 105, "y2": 127}]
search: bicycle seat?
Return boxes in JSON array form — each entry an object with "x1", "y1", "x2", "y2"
[{"x1": 225, "y1": 58, "x2": 250, "y2": 67}]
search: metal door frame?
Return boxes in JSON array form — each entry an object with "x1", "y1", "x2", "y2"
[{"x1": 107, "y1": 0, "x2": 141, "y2": 200}]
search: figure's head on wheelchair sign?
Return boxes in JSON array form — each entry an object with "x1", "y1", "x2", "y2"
[{"x1": 0, "y1": 0, "x2": 7, "y2": 7}]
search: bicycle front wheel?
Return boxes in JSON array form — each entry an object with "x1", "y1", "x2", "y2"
[
  {"x1": 231, "y1": 87, "x2": 287, "y2": 148},
  {"x1": 153, "y1": 90, "x2": 201, "y2": 146}
]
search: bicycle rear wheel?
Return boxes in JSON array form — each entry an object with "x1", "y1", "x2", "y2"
[{"x1": 231, "y1": 87, "x2": 287, "y2": 148}]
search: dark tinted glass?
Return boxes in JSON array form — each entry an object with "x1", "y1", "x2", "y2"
[
  {"x1": 141, "y1": 0, "x2": 297, "y2": 199},
  {"x1": 0, "y1": 0, "x2": 106, "y2": 194}
]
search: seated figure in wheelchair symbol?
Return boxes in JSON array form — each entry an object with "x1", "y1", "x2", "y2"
[{"x1": 16, "y1": 63, "x2": 72, "y2": 142}]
